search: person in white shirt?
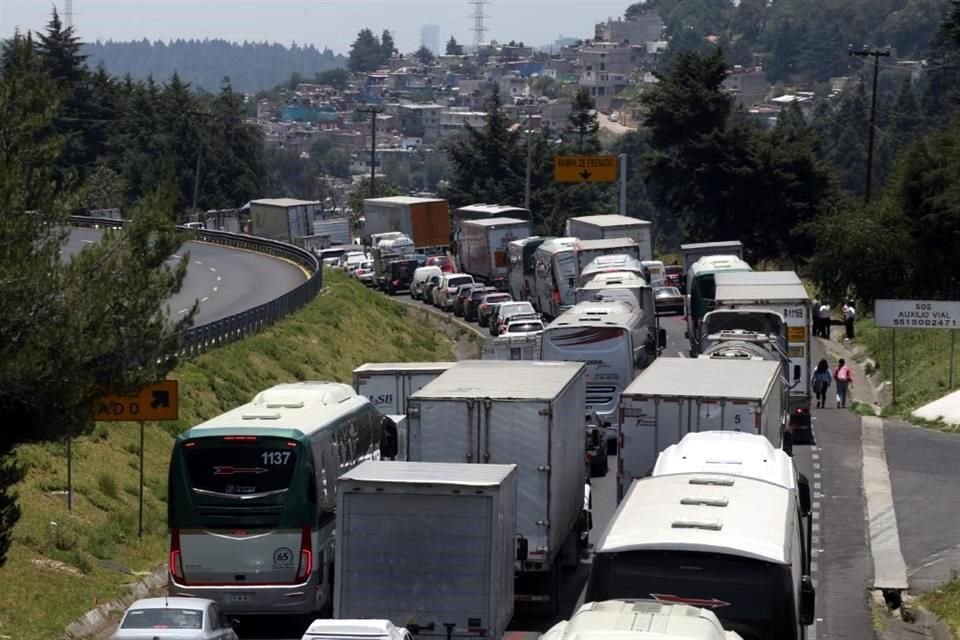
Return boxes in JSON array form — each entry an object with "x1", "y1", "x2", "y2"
[
  {"x1": 817, "y1": 302, "x2": 831, "y2": 338},
  {"x1": 843, "y1": 300, "x2": 856, "y2": 340}
]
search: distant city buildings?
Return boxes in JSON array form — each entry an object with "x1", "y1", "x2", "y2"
[{"x1": 421, "y1": 24, "x2": 441, "y2": 53}]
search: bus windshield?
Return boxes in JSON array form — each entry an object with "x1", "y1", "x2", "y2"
[
  {"x1": 184, "y1": 438, "x2": 299, "y2": 498},
  {"x1": 587, "y1": 550, "x2": 791, "y2": 640}
]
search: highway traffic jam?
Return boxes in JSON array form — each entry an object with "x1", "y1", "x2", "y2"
[{"x1": 115, "y1": 198, "x2": 818, "y2": 640}]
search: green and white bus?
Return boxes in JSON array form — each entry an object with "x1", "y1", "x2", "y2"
[{"x1": 167, "y1": 382, "x2": 393, "y2": 617}]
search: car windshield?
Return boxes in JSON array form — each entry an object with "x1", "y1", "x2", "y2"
[
  {"x1": 448, "y1": 276, "x2": 472, "y2": 287},
  {"x1": 121, "y1": 608, "x2": 203, "y2": 629},
  {"x1": 471, "y1": 289, "x2": 494, "y2": 300},
  {"x1": 501, "y1": 303, "x2": 534, "y2": 315},
  {"x1": 657, "y1": 287, "x2": 680, "y2": 297}
]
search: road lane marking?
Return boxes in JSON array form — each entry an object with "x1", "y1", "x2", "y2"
[
  {"x1": 194, "y1": 261, "x2": 203, "y2": 265},
  {"x1": 178, "y1": 308, "x2": 189, "y2": 314},
  {"x1": 200, "y1": 297, "x2": 209, "y2": 303},
  {"x1": 861, "y1": 415, "x2": 909, "y2": 590},
  {"x1": 209, "y1": 267, "x2": 216, "y2": 272},
  {"x1": 212, "y1": 286, "x2": 218, "y2": 292}
]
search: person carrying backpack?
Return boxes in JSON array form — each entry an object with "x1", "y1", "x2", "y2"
[
  {"x1": 811, "y1": 358, "x2": 832, "y2": 408},
  {"x1": 834, "y1": 358, "x2": 854, "y2": 408}
]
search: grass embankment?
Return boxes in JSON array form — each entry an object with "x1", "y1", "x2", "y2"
[
  {"x1": 919, "y1": 578, "x2": 960, "y2": 638},
  {"x1": 0, "y1": 270, "x2": 455, "y2": 640},
  {"x1": 854, "y1": 317, "x2": 960, "y2": 425}
]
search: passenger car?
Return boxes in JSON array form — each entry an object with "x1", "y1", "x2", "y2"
[
  {"x1": 478, "y1": 292, "x2": 512, "y2": 327},
  {"x1": 411, "y1": 266, "x2": 442, "y2": 300},
  {"x1": 464, "y1": 286, "x2": 497, "y2": 321},
  {"x1": 301, "y1": 619, "x2": 413, "y2": 640},
  {"x1": 452, "y1": 283, "x2": 482, "y2": 317},
  {"x1": 381, "y1": 258, "x2": 418, "y2": 295},
  {"x1": 422, "y1": 274, "x2": 443, "y2": 305},
  {"x1": 500, "y1": 316, "x2": 544, "y2": 337},
  {"x1": 111, "y1": 597, "x2": 237, "y2": 640},
  {"x1": 433, "y1": 273, "x2": 475, "y2": 310},
  {"x1": 354, "y1": 260, "x2": 375, "y2": 286},
  {"x1": 654, "y1": 286, "x2": 684, "y2": 316},
  {"x1": 425, "y1": 255, "x2": 456, "y2": 273},
  {"x1": 490, "y1": 301, "x2": 537, "y2": 336}
]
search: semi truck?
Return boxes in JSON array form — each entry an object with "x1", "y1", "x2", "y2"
[
  {"x1": 405, "y1": 360, "x2": 589, "y2": 615},
  {"x1": 362, "y1": 196, "x2": 450, "y2": 252},
  {"x1": 335, "y1": 461, "x2": 518, "y2": 640},
  {"x1": 564, "y1": 215, "x2": 654, "y2": 260},
  {"x1": 248, "y1": 198, "x2": 317, "y2": 243},
  {"x1": 706, "y1": 271, "x2": 813, "y2": 441},
  {"x1": 458, "y1": 217, "x2": 533, "y2": 289},
  {"x1": 684, "y1": 255, "x2": 752, "y2": 356},
  {"x1": 617, "y1": 357, "x2": 785, "y2": 502},
  {"x1": 311, "y1": 217, "x2": 351, "y2": 246},
  {"x1": 352, "y1": 362, "x2": 457, "y2": 415}
]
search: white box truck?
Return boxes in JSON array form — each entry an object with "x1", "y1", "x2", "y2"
[
  {"x1": 335, "y1": 461, "x2": 517, "y2": 640},
  {"x1": 574, "y1": 238, "x2": 642, "y2": 281},
  {"x1": 564, "y1": 215, "x2": 654, "y2": 260},
  {"x1": 352, "y1": 362, "x2": 457, "y2": 415},
  {"x1": 458, "y1": 217, "x2": 532, "y2": 289},
  {"x1": 707, "y1": 271, "x2": 811, "y2": 441},
  {"x1": 679, "y1": 241, "x2": 745, "y2": 276},
  {"x1": 311, "y1": 217, "x2": 351, "y2": 246},
  {"x1": 406, "y1": 360, "x2": 589, "y2": 615},
  {"x1": 617, "y1": 358, "x2": 785, "y2": 502},
  {"x1": 248, "y1": 198, "x2": 317, "y2": 243}
]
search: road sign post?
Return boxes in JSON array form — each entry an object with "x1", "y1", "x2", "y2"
[
  {"x1": 619, "y1": 153, "x2": 627, "y2": 215},
  {"x1": 554, "y1": 155, "x2": 619, "y2": 183},
  {"x1": 93, "y1": 380, "x2": 179, "y2": 537}
]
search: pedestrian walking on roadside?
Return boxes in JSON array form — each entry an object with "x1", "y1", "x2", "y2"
[
  {"x1": 817, "y1": 301, "x2": 832, "y2": 338},
  {"x1": 812, "y1": 358, "x2": 833, "y2": 409},
  {"x1": 834, "y1": 358, "x2": 853, "y2": 408},
  {"x1": 812, "y1": 298, "x2": 821, "y2": 338},
  {"x1": 843, "y1": 300, "x2": 856, "y2": 341}
]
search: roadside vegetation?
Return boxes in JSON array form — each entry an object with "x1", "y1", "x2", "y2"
[
  {"x1": 918, "y1": 577, "x2": 960, "y2": 638},
  {"x1": 0, "y1": 270, "x2": 454, "y2": 640},
  {"x1": 853, "y1": 318, "x2": 960, "y2": 424}
]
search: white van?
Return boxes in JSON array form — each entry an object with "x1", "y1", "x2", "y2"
[
  {"x1": 433, "y1": 273, "x2": 475, "y2": 310},
  {"x1": 411, "y1": 265, "x2": 442, "y2": 300}
]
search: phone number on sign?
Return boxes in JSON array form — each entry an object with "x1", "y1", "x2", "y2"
[{"x1": 892, "y1": 318, "x2": 958, "y2": 327}]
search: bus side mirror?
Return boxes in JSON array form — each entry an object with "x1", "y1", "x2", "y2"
[
  {"x1": 782, "y1": 430, "x2": 794, "y2": 457},
  {"x1": 800, "y1": 575, "x2": 816, "y2": 625},
  {"x1": 658, "y1": 328, "x2": 667, "y2": 349},
  {"x1": 798, "y1": 473, "x2": 812, "y2": 517},
  {"x1": 793, "y1": 364, "x2": 802, "y2": 382},
  {"x1": 516, "y1": 536, "x2": 529, "y2": 563},
  {"x1": 380, "y1": 421, "x2": 398, "y2": 460}
]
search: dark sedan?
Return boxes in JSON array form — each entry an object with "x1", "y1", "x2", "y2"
[
  {"x1": 655, "y1": 286, "x2": 684, "y2": 316},
  {"x1": 421, "y1": 275, "x2": 442, "y2": 305},
  {"x1": 477, "y1": 293, "x2": 512, "y2": 328},
  {"x1": 453, "y1": 283, "x2": 482, "y2": 317},
  {"x1": 464, "y1": 286, "x2": 497, "y2": 321}
]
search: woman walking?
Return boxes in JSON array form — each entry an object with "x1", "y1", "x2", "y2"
[
  {"x1": 812, "y1": 359, "x2": 832, "y2": 409},
  {"x1": 834, "y1": 358, "x2": 854, "y2": 408}
]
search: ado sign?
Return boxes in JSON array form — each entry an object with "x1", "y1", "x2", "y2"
[
  {"x1": 94, "y1": 380, "x2": 179, "y2": 422},
  {"x1": 874, "y1": 299, "x2": 960, "y2": 329}
]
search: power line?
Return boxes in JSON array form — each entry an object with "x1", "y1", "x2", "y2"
[{"x1": 468, "y1": 0, "x2": 490, "y2": 53}]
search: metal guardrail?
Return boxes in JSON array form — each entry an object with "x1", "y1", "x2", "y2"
[{"x1": 68, "y1": 216, "x2": 323, "y2": 358}]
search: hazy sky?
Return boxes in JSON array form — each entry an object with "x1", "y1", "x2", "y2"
[{"x1": 1, "y1": 0, "x2": 635, "y2": 54}]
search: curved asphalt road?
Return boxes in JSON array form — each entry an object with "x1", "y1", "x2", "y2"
[{"x1": 63, "y1": 228, "x2": 308, "y2": 326}]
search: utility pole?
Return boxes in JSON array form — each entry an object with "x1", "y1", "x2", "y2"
[
  {"x1": 849, "y1": 45, "x2": 891, "y2": 203},
  {"x1": 357, "y1": 105, "x2": 384, "y2": 198},
  {"x1": 524, "y1": 110, "x2": 537, "y2": 210}
]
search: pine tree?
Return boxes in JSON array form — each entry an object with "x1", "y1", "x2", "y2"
[
  {"x1": 566, "y1": 87, "x2": 601, "y2": 153},
  {"x1": 445, "y1": 36, "x2": 464, "y2": 56},
  {"x1": 348, "y1": 28, "x2": 383, "y2": 72},
  {"x1": 413, "y1": 45, "x2": 436, "y2": 66},
  {"x1": 380, "y1": 29, "x2": 397, "y2": 60}
]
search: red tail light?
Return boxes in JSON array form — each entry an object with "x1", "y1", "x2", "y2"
[
  {"x1": 295, "y1": 527, "x2": 313, "y2": 583},
  {"x1": 169, "y1": 528, "x2": 185, "y2": 583},
  {"x1": 392, "y1": 279, "x2": 400, "y2": 286},
  {"x1": 553, "y1": 287, "x2": 560, "y2": 304}
]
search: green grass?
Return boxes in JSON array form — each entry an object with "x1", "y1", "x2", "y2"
[
  {"x1": 0, "y1": 269, "x2": 454, "y2": 640},
  {"x1": 919, "y1": 577, "x2": 960, "y2": 638},
  {"x1": 855, "y1": 317, "x2": 960, "y2": 417}
]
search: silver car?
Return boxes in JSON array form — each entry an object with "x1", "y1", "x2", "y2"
[{"x1": 111, "y1": 597, "x2": 238, "y2": 640}]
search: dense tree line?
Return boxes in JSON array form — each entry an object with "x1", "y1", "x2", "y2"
[
  {"x1": 626, "y1": 0, "x2": 950, "y2": 84},
  {"x1": 83, "y1": 38, "x2": 345, "y2": 93},
  {"x1": 5, "y1": 12, "x2": 267, "y2": 217},
  {"x1": 0, "y1": 14, "x2": 198, "y2": 565}
]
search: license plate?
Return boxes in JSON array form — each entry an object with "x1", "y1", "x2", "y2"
[{"x1": 227, "y1": 593, "x2": 253, "y2": 603}]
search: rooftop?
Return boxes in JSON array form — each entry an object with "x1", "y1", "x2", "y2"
[
  {"x1": 340, "y1": 460, "x2": 516, "y2": 486},
  {"x1": 411, "y1": 360, "x2": 585, "y2": 401},
  {"x1": 623, "y1": 358, "x2": 781, "y2": 400},
  {"x1": 250, "y1": 198, "x2": 321, "y2": 207}
]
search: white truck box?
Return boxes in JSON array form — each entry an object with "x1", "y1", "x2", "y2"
[
  {"x1": 679, "y1": 241, "x2": 744, "y2": 275},
  {"x1": 481, "y1": 334, "x2": 542, "y2": 361},
  {"x1": 311, "y1": 217, "x2": 351, "y2": 246},
  {"x1": 335, "y1": 461, "x2": 517, "y2": 640},
  {"x1": 564, "y1": 215, "x2": 654, "y2": 260},
  {"x1": 617, "y1": 358, "x2": 784, "y2": 502},
  {"x1": 353, "y1": 362, "x2": 457, "y2": 415},
  {"x1": 710, "y1": 271, "x2": 811, "y2": 435},
  {"x1": 574, "y1": 238, "x2": 642, "y2": 281},
  {"x1": 459, "y1": 217, "x2": 532, "y2": 285},
  {"x1": 406, "y1": 361, "x2": 587, "y2": 585}
]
